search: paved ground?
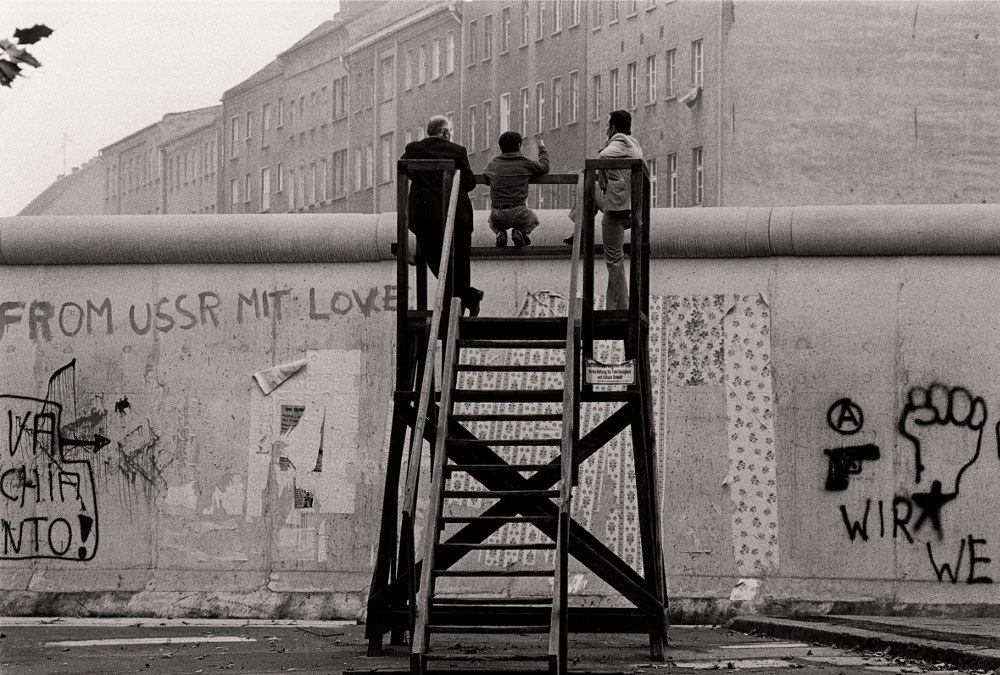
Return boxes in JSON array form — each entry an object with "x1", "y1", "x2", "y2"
[{"x1": 1, "y1": 616, "x2": 994, "y2": 675}]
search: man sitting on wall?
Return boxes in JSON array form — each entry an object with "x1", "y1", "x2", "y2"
[
  {"x1": 402, "y1": 115, "x2": 484, "y2": 316},
  {"x1": 483, "y1": 131, "x2": 549, "y2": 248}
]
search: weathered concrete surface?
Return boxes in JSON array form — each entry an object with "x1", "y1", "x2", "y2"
[{"x1": 4, "y1": 208, "x2": 1000, "y2": 620}]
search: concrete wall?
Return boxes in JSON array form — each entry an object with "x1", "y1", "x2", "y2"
[{"x1": 4, "y1": 208, "x2": 1000, "y2": 620}]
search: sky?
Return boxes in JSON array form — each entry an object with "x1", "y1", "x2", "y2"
[{"x1": 0, "y1": 1, "x2": 342, "y2": 216}]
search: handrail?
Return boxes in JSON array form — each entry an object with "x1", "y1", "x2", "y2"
[
  {"x1": 401, "y1": 168, "x2": 462, "y2": 530},
  {"x1": 412, "y1": 295, "x2": 463, "y2": 663},
  {"x1": 549, "y1": 174, "x2": 583, "y2": 674}
]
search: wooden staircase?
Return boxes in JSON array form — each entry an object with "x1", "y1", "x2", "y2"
[{"x1": 365, "y1": 160, "x2": 666, "y2": 675}]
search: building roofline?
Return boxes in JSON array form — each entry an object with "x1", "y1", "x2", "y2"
[{"x1": 346, "y1": 2, "x2": 456, "y2": 56}]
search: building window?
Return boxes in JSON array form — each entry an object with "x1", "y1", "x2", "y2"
[
  {"x1": 536, "y1": 1, "x2": 546, "y2": 39},
  {"x1": 380, "y1": 135, "x2": 393, "y2": 184},
  {"x1": 405, "y1": 50, "x2": 413, "y2": 90},
  {"x1": 692, "y1": 146, "x2": 703, "y2": 205},
  {"x1": 245, "y1": 111, "x2": 252, "y2": 140},
  {"x1": 230, "y1": 117, "x2": 239, "y2": 157},
  {"x1": 419, "y1": 44, "x2": 428, "y2": 85},
  {"x1": 245, "y1": 173, "x2": 252, "y2": 203},
  {"x1": 646, "y1": 55, "x2": 657, "y2": 103},
  {"x1": 366, "y1": 69, "x2": 374, "y2": 108},
  {"x1": 629, "y1": 0, "x2": 638, "y2": 15},
  {"x1": 611, "y1": 0, "x2": 620, "y2": 21},
  {"x1": 627, "y1": 61, "x2": 637, "y2": 110},
  {"x1": 593, "y1": 0, "x2": 603, "y2": 27},
  {"x1": 483, "y1": 14, "x2": 493, "y2": 60},
  {"x1": 334, "y1": 76, "x2": 347, "y2": 118},
  {"x1": 553, "y1": 0, "x2": 563, "y2": 32},
  {"x1": 381, "y1": 55, "x2": 395, "y2": 101},
  {"x1": 277, "y1": 98, "x2": 284, "y2": 126},
  {"x1": 432, "y1": 38, "x2": 441, "y2": 79},
  {"x1": 404, "y1": 128, "x2": 413, "y2": 146},
  {"x1": 534, "y1": 82, "x2": 544, "y2": 135},
  {"x1": 289, "y1": 169, "x2": 296, "y2": 210},
  {"x1": 521, "y1": 1, "x2": 530, "y2": 46},
  {"x1": 333, "y1": 150, "x2": 346, "y2": 196},
  {"x1": 569, "y1": 71, "x2": 579, "y2": 123},
  {"x1": 277, "y1": 162, "x2": 284, "y2": 192},
  {"x1": 665, "y1": 48, "x2": 676, "y2": 98},
  {"x1": 500, "y1": 6, "x2": 510, "y2": 53},
  {"x1": 572, "y1": 0, "x2": 582, "y2": 25},
  {"x1": 261, "y1": 167, "x2": 271, "y2": 211},
  {"x1": 692, "y1": 39, "x2": 704, "y2": 88},
  {"x1": 610, "y1": 68, "x2": 619, "y2": 110},
  {"x1": 447, "y1": 32, "x2": 455, "y2": 73},
  {"x1": 520, "y1": 87, "x2": 530, "y2": 135},
  {"x1": 366, "y1": 143, "x2": 374, "y2": 189},
  {"x1": 468, "y1": 20, "x2": 478, "y2": 64},
  {"x1": 309, "y1": 162, "x2": 317, "y2": 205},
  {"x1": 647, "y1": 158, "x2": 656, "y2": 208},
  {"x1": 483, "y1": 100, "x2": 492, "y2": 150},
  {"x1": 321, "y1": 158, "x2": 328, "y2": 200},
  {"x1": 354, "y1": 149, "x2": 362, "y2": 192},
  {"x1": 500, "y1": 92, "x2": 511, "y2": 133},
  {"x1": 262, "y1": 103, "x2": 271, "y2": 132},
  {"x1": 468, "y1": 105, "x2": 477, "y2": 152},
  {"x1": 552, "y1": 77, "x2": 562, "y2": 128},
  {"x1": 592, "y1": 74, "x2": 602, "y2": 121},
  {"x1": 231, "y1": 177, "x2": 239, "y2": 205},
  {"x1": 297, "y1": 164, "x2": 305, "y2": 206}
]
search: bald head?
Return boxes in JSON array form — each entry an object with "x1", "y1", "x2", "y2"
[{"x1": 426, "y1": 115, "x2": 453, "y2": 140}]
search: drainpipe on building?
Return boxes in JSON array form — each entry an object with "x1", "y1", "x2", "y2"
[{"x1": 454, "y1": 3, "x2": 464, "y2": 150}]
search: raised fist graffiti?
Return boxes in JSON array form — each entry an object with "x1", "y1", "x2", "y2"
[{"x1": 898, "y1": 384, "x2": 986, "y2": 533}]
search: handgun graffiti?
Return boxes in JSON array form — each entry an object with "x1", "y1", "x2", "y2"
[{"x1": 823, "y1": 399, "x2": 881, "y2": 491}]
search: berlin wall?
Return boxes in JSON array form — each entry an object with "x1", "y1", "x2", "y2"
[{"x1": 2, "y1": 206, "x2": 1000, "y2": 621}]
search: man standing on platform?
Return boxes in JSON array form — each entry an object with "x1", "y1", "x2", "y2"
[
  {"x1": 598, "y1": 110, "x2": 643, "y2": 311},
  {"x1": 483, "y1": 131, "x2": 549, "y2": 248},
  {"x1": 402, "y1": 115, "x2": 484, "y2": 317}
]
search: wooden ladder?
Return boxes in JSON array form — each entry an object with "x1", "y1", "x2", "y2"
[{"x1": 411, "y1": 311, "x2": 577, "y2": 674}]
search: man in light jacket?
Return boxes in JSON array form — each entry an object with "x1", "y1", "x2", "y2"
[{"x1": 598, "y1": 110, "x2": 643, "y2": 310}]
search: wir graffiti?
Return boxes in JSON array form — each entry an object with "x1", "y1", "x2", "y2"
[{"x1": 0, "y1": 285, "x2": 397, "y2": 341}]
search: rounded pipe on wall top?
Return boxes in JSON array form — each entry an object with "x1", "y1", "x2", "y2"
[{"x1": 5, "y1": 204, "x2": 1000, "y2": 265}]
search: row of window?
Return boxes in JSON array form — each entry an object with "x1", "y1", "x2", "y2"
[
  {"x1": 590, "y1": 42, "x2": 703, "y2": 121},
  {"x1": 106, "y1": 147, "x2": 161, "y2": 197},
  {"x1": 591, "y1": 0, "x2": 665, "y2": 28},
  {"x1": 229, "y1": 151, "x2": 355, "y2": 212},
  {"x1": 229, "y1": 78, "x2": 349, "y2": 157},
  {"x1": 402, "y1": 33, "x2": 456, "y2": 91},
  {"x1": 167, "y1": 141, "x2": 217, "y2": 192}
]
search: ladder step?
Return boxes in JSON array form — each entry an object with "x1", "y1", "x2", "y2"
[
  {"x1": 444, "y1": 464, "x2": 560, "y2": 473},
  {"x1": 457, "y1": 364, "x2": 564, "y2": 372},
  {"x1": 459, "y1": 340, "x2": 565, "y2": 350},
  {"x1": 451, "y1": 413, "x2": 563, "y2": 422},
  {"x1": 447, "y1": 438, "x2": 561, "y2": 447},
  {"x1": 432, "y1": 597, "x2": 553, "y2": 605},
  {"x1": 425, "y1": 654, "x2": 551, "y2": 662},
  {"x1": 439, "y1": 515, "x2": 557, "y2": 524},
  {"x1": 433, "y1": 569, "x2": 554, "y2": 577},
  {"x1": 441, "y1": 490, "x2": 559, "y2": 499},
  {"x1": 428, "y1": 625, "x2": 549, "y2": 634},
  {"x1": 453, "y1": 390, "x2": 563, "y2": 403},
  {"x1": 438, "y1": 542, "x2": 555, "y2": 551}
]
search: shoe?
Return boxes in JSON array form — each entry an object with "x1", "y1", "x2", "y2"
[
  {"x1": 465, "y1": 289, "x2": 485, "y2": 317},
  {"x1": 563, "y1": 235, "x2": 574, "y2": 245},
  {"x1": 495, "y1": 230, "x2": 508, "y2": 247},
  {"x1": 512, "y1": 229, "x2": 530, "y2": 248}
]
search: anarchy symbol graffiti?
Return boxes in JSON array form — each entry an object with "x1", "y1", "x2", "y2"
[{"x1": 828, "y1": 398, "x2": 864, "y2": 435}]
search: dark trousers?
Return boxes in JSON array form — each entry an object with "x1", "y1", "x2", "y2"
[{"x1": 414, "y1": 227, "x2": 480, "y2": 310}]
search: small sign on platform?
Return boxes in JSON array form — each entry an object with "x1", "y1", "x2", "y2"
[{"x1": 585, "y1": 358, "x2": 636, "y2": 385}]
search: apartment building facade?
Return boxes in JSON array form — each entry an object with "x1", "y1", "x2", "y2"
[
  {"x1": 99, "y1": 106, "x2": 221, "y2": 216},
  {"x1": 27, "y1": 1, "x2": 1000, "y2": 217}
]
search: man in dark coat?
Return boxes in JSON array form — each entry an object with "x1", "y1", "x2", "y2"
[{"x1": 402, "y1": 115, "x2": 483, "y2": 316}]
